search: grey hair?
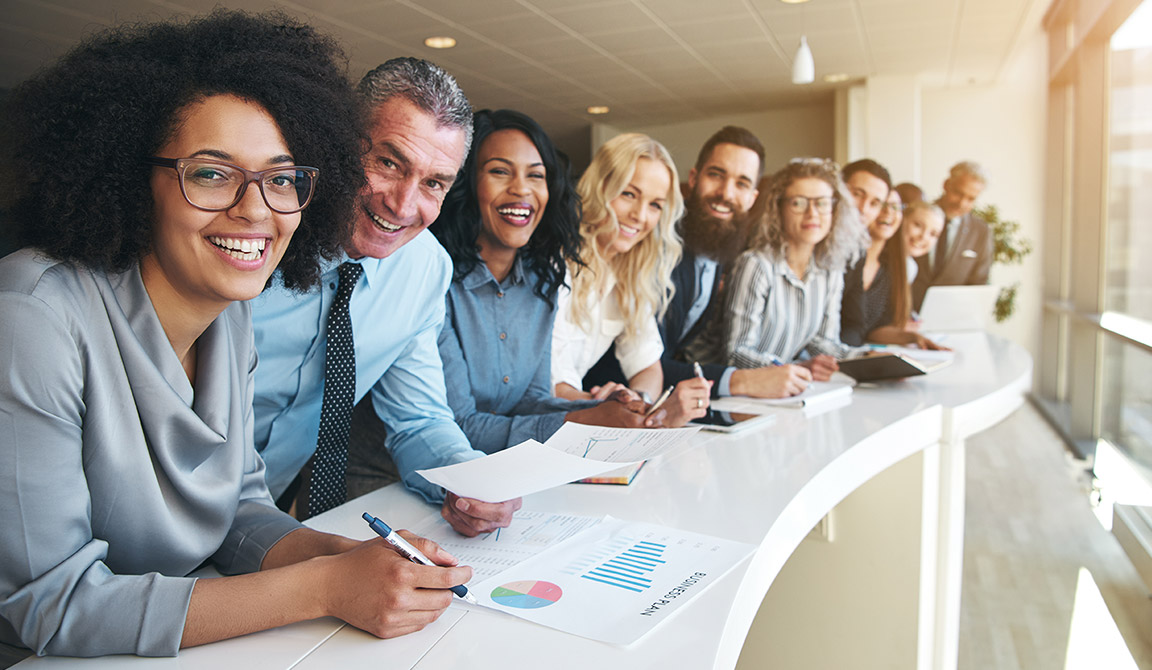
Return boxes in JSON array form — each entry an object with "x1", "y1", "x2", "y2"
[
  {"x1": 358, "y1": 57, "x2": 474, "y2": 152},
  {"x1": 948, "y1": 160, "x2": 988, "y2": 184}
]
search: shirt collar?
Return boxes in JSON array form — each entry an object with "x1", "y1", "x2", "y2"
[
  {"x1": 461, "y1": 254, "x2": 527, "y2": 290},
  {"x1": 325, "y1": 252, "x2": 380, "y2": 290}
]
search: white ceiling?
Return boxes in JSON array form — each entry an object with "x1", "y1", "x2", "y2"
[{"x1": 1, "y1": 0, "x2": 1045, "y2": 160}]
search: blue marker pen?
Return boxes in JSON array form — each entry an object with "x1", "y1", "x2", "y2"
[{"x1": 362, "y1": 512, "x2": 477, "y2": 604}]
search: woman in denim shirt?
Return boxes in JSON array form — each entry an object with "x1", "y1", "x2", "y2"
[{"x1": 433, "y1": 110, "x2": 652, "y2": 454}]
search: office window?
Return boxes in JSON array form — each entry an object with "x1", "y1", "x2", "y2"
[
  {"x1": 1100, "y1": 3, "x2": 1152, "y2": 472},
  {"x1": 1105, "y1": 2, "x2": 1152, "y2": 321}
]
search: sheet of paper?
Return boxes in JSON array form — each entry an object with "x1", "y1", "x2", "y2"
[
  {"x1": 469, "y1": 517, "x2": 755, "y2": 646},
  {"x1": 415, "y1": 424, "x2": 702, "y2": 502},
  {"x1": 742, "y1": 381, "x2": 853, "y2": 408},
  {"x1": 868, "y1": 345, "x2": 956, "y2": 363},
  {"x1": 544, "y1": 422, "x2": 702, "y2": 461},
  {"x1": 415, "y1": 439, "x2": 625, "y2": 502},
  {"x1": 414, "y1": 510, "x2": 605, "y2": 582}
]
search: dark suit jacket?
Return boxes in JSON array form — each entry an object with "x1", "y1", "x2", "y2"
[
  {"x1": 583, "y1": 249, "x2": 728, "y2": 397},
  {"x1": 912, "y1": 210, "x2": 993, "y2": 310}
]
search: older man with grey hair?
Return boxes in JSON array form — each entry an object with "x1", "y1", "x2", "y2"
[
  {"x1": 251, "y1": 57, "x2": 521, "y2": 535},
  {"x1": 912, "y1": 160, "x2": 994, "y2": 310}
]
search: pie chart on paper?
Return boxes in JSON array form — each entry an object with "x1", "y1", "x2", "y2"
[{"x1": 490, "y1": 580, "x2": 563, "y2": 609}]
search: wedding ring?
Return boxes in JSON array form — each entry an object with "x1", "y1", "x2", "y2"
[{"x1": 696, "y1": 398, "x2": 704, "y2": 409}]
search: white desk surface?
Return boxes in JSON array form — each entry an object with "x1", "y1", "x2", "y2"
[{"x1": 17, "y1": 332, "x2": 1031, "y2": 669}]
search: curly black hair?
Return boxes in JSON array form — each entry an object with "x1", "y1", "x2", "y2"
[
  {"x1": 0, "y1": 10, "x2": 366, "y2": 290},
  {"x1": 432, "y1": 109, "x2": 582, "y2": 304}
]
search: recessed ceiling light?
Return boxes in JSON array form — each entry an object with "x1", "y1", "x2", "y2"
[
  {"x1": 424, "y1": 36, "x2": 456, "y2": 49},
  {"x1": 823, "y1": 73, "x2": 850, "y2": 83},
  {"x1": 587, "y1": 106, "x2": 610, "y2": 115}
]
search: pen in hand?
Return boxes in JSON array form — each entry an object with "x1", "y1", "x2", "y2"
[
  {"x1": 693, "y1": 361, "x2": 706, "y2": 380},
  {"x1": 644, "y1": 385, "x2": 675, "y2": 418},
  {"x1": 362, "y1": 512, "x2": 478, "y2": 604}
]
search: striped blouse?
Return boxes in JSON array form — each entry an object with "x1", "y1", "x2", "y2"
[{"x1": 722, "y1": 248, "x2": 856, "y2": 368}]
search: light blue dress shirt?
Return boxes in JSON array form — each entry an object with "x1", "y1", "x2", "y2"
[
  {"x1": 438, "y1": 256, "x2": 589, "y2": 454},
  {"x1": 0, "y1": 249, "x2": 301, "y2": 658},
  {"x1": 250, "y1": 231, "x2": 480, "y2": 503}
]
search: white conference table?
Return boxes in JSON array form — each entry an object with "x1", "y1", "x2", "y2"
[{"x1": 20, "y1": 331, "x2": 1031, "y2": 670}]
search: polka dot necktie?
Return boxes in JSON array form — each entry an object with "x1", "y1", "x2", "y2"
[{"x1": 309, "y1": 261, "x2": 363, "y2": 517}]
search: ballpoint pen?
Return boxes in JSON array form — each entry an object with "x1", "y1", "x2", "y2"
[
  {"x1": 644, "y1": 385, "x2": 675, "y2": 417},
  {"x1": 693, "y1": 361, "x2": 706, "y2": 379},
  {"x1": 362, "y1": 512, "x2": 478, "y2": 604}
]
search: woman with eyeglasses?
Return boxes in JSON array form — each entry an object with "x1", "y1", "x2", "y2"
[
  {"x1": 0, "y1": 11, "x2": 466, "y2": 662},
  {"x1": 551, "y1": 133, "x2": 711, "y2": 425},
  {"x1": 717, "y1": 158, "x2": 870, "y2": 381}
]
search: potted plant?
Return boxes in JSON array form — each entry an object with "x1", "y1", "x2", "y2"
[{"x1": 976, "y1": 204, "x2": 1033, "y2": 322}]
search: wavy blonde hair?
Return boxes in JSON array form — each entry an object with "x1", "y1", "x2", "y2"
[
  {"x1": 568, "y1": 133, "x2": 684, "y2": 338},
  {"x1": 747, "y1": 157, "x2": 869, "y2": 272}
]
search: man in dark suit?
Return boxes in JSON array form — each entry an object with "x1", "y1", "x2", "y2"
[
  {"x1": 912, "y1": 161, "x2": 994, "y2": 310},
  {"x1": 585, "y1": 126, "x2": 811, "y2": 398}
]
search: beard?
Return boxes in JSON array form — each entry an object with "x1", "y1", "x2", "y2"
[{"x1": 679, "y1": 190, "x2": 754, "y2": 266}]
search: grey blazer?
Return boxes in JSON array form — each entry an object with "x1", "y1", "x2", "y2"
[{"x1": 912, "y1": 210, "x2": 994, "y2": 310}]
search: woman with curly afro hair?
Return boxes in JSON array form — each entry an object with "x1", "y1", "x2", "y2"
[{"x1": 0, "y1": 10, "x2": 469, "y2": 663}]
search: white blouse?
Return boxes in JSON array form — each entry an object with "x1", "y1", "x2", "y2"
[{"x1": 551, "y1": 272, "x2": 663, "y2": 392}]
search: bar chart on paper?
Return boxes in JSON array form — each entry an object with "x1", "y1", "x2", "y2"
[
  {"x1": 573, "y1": 539, "x2": 667, "y2": 593},
  {"x1": 470, "y1": 518, "x2": 755, "y2": 645}
]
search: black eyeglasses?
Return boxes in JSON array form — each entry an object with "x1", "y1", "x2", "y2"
[
  {"x1": 780, "y1": 195, "x2": 837, "y2": 215},
  {"x1": 145, "y1": 157, "x2": 319, "y2": 214}
]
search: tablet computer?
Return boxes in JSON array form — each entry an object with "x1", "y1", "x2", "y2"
[{"x1": 690, "y1": 408, "x2": 776, "y2": 433}]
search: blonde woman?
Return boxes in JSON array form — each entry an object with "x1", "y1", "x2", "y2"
[
  {"x1": 720, "y1": 158, "x2": 870, "y2": 380},
  {"x1": 552, "y1": 134, "x2": 711, "y2": 426}
]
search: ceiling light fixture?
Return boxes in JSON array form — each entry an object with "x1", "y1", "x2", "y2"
[
  {"x1": 778, "y1": 0, "x2": 811, "y2": 4},
  {"x1": 587, "y1": 106, "x2": 610, "y2": 115},
  {"x1": 792, "y1": 36, "x2": 815, "y2": 84},
  {"x1": 823, "y1": 73, "x2": 850, "y2": 83},
  {"x1": 424, "y1": 36, "x2": 456, "y2": 49}
]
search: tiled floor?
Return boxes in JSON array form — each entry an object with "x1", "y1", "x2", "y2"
[{"x1": 960, "y1": 401, "x2": 1152, "y2": 669}]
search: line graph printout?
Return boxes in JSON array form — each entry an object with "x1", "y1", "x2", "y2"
[
  {"x1": 545, "y1": 422, "x2": 702, "y2": 462},
  {"x1": 414, "y1": 423, "x2": 702, "y2": 502},
  {"x1": 471, "y1": 517, "x2": 755, "y2": 645},
  {"x1": 413, "y1": 510, "x2": 603, "y2": 582}
]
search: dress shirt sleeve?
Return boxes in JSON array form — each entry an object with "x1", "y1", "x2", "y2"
[
  {"x1": 212, "y1": 327, "x2": 303, "y2": 576},
  {"x1": 551, "y1": 285, "x2": 587, "y2": 391},
  {"x1": 725, "y1": 253, "x2": 783, "y2": 369},
  {"x1": 372, "y1": 288, "x2": 481, "y2": 503},
  {"x1": 437, "y1": 294, "x2": 575, "y2": 455},
  {"x1": 614, "y1": 312, "x2": 664, "y2": 381},
  {"x1": 0, "y1": 292, "x2": 194, "y2": 658}
]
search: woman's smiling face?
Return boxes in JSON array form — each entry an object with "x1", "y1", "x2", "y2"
[
  {"x1": 475, "y1": 129, "x2": 549, "y2": 257},
  {"x1": 144, "y1": 94, "x2": 301, "y2": 312},
  {"x1": 602, "y1": 157, "x2": 670, "y2": 259}
]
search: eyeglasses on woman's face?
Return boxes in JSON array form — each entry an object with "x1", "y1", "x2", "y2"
[
  {"x1": 779, "y1": 195, "x2": 836, "y2": 215},
  {"x1": 145, "y1": 157, "x2": 318, "y2": 214}
]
